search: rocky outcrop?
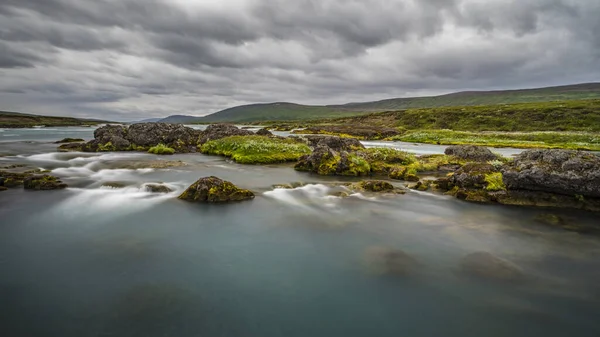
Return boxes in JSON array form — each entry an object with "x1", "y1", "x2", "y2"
[
  {"x1": 198, "y1": 124, "x2": 254, "y2": 145},
  {"x1": 460, "y1": 251, "x2": 524, "y2": 282},
  {"x1": 502, "y1": 149, "x2": 600, "y2": 198},
  {"x1": 255, "y1": 128, "x2": 273, "y2": 136},
  {"x1": 354, "y1": 180, "x2": 395, "y2": 192},
  {"x1": 23, "y1": 174, "x2": 67, "y2": 190},
  {"x1": 54, "y1": 138, "x2": 85, "y2": 143},
  {"x1": 293, "y1": 135, "x2": 365, "y2": 152},
  {"x1": 450, "y1": 163, "x2": 498, "y2": 189},
  {"x1": 82, "y1": 123, "x2": 201, "y2": 153},
  {"x1": 295, "y1": 145, "x2": 371, "y2": 176},
  {"x1": 444, "y1": 145, "x2": 498, "y2": 162},
  {"x1": 178, "y1": 176, "x2": 254, "y2": 203}
]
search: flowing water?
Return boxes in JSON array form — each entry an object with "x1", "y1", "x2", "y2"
[{"x1": 1, "y1": 127, "x2": 599, "y2": 337}]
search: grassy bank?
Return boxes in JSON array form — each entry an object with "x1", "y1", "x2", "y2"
[
  {"x1": 394, "y1": 130, "x2": 600, "y2": 151},
  {"x1": 0, "y1": 111, "x2": 111, "y2": 128},
  {"x1": 200, "y1": 135, "x2": 311, "y2": 164}
]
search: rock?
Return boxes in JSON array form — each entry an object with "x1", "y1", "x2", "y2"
[
  {"x1": 411, "y1": 180, "x2": 433, "y2": 191},
  {"x1": 451, "y1": 163, "x2": 497, "y2": 189},
  {"x1": 198, "y1": 124, "x2": 253, "y2": 145},
  {"x1": 144, "y1": 184, "x2": 173, "y2": 193},
  {"x1": 0, "y1": 186, "x2": 7, "y2": 191},
  {"x1": 502, "y1": 149, "x2": 600, "y2": 198},
  {"x1": 54, "y1": 138, "x2": 85, "y2": 143},
  {"x1": 23, "y1": 174, "x2": 67, "y2": 190},
  {"x1": 495, "y1": 190, "x2": 600, "y2": 212},
  {"x1": 83, "y1": 123, "x2": 200, "y2": 153},
  {"x1": 58, "y1": 143, "x2": 83, "y2": 152},
  {"x1": 178, "y1": 176, "x2": 254, "y2": 203},
  {"x1": 460, "y1": 251, "x2": 524, "y2": 282},
  {"x1": 533, "y1": 213, "x2": 596, "y2": 234},
  {"x1": 295, "y1": 145, "x2": 371, "y2": 176},
  {"x1": 101, "y1": 182, "x2": 127, "y2": 189},
  {"x1": 312, "y1": 136, "x2": 365, "y2": 151},
  {"x1": 444, "y1": 145, "x2": 498, "y2": 162},
  {"x1": 355, "y1": 180, "x2": 394, "y2": 192},
  {"x1": 363, "y1": 246, "x2": 418, "y2": 277},
  {"x1": 255, "y1": 128, "x2": 273, "y2": 136}
]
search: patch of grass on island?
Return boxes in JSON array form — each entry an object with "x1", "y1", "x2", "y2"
[
  {"x1": 393, "y1": 130, "x2": 600, "y2": 151},
  {"x1": 148, "y1": 143, "x2": 176, "y2": 155},
  {"x1": 200, "y1": 135, "x2": 311, "y2": 164}
]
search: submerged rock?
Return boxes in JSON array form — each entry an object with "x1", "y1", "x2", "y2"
[
  {"x1": 54, "y1": 138, "x2": 85, "y2": 143},
  {"x1": 460, "y1": 251, "x2": 524, "y2": 282},
  {"x1": 354, "y1": 180, "x2": 395, "y2": 192},
  {"x1": 144, "y1": 184, "x2": 173, "y2": 193},
  {"x1": 178, "y1": 176, "x2": 254, "y2": 203},
  {"x1": 57, "y1": 143, "x2": 83, "y2": 152},
  {"x1": 363, "y1": 246, "x2": 419, "y2": 277},
  {"x1": 502, "y1": 149, "x2": 600, "y2": 198},
  {"x1": 23, "y1": 174, "x2": 67, "y2": 190},
  {"x1": 198, "y1": 124, "x2": 253, "y2": 145},
  {"x1": 444, "y1": 145, "x2": 498, "y2": 162},
  {"x1": 533, "y1": 213, "x2": 597, "y2": 234}
]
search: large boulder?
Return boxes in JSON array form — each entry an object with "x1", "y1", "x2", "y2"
[
  {"x1": 84, "y1": 125, "x2": 131, "y2": 151},
  {"x1": 178, "y1": 176, "x2": 254, "y2": 203},
  {"x1": 460, "y1": 251, "x2": 524, "y2": 282},
  {"x1": 502, "y1": 149, "x2": 600, "y2": 198},
  {"x1": 23, "y1": 174, "x2": 68, "y2": 190},
  {"x1": 295, "y1": 145, "x2": 371, "y2": 176},
  {"x1": 198, "y1": 124, "x2": 253, "y2": 144},
  {"x1": 445, "y1": 145, "x2": 498, "y2": 162}
]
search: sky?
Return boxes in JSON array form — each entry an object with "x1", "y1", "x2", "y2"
[{"x1": 0, "y1": 0, "x2": 599, "y2": 121}]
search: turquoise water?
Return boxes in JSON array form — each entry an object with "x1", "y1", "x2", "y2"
[{"x1": 1, "y1": 128, "x2": 599, "y2": 337}]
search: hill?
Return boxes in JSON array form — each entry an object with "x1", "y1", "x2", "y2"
[
  {"x1": 0, "y1": 111, "x2": 112, "y2": 128},
  {"x1": 159, "y1": 82, "x2": 600, "y2": 123}
]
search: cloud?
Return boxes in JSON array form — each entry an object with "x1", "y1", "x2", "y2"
[{"x1": 0, "y1": 0, "x2": 598, "y2": 121}]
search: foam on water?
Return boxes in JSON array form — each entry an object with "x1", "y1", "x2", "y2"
[{"x1": 264, "y1": 184, "x2": 378, "y2": 212}]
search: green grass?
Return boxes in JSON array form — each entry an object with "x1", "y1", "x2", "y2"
[
  {"x1": 485, "y1": 173, "x2": 506, "y2": 191},
  {"x1": 394, "y1": 130, "x2": 600, "y2": 151},
  {"x1": 148, "y1": 144, "x2": 176, "y2": 155},
  {"x1": 200, "y1": 135, "x2": 311, "y2": 164}
]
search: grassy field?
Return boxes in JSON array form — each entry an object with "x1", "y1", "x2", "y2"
[
  {"x1": 395, "y1": 130, "x2": 600, "y2": 151},
  {"x1": 0, "y1": 111, "x2": 111, "y2": 128}
]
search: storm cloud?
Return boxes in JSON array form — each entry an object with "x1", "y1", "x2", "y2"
[{"x1": 0, "y1": 0, "x2": 598, "y2": 120}]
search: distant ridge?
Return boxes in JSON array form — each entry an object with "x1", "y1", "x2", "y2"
[
  {"x1": 153, "y1": 82, "x2": 600, "y2": 123},
  {"x1": 0, "y1": 110, "x2": 113, "y2": 128}
]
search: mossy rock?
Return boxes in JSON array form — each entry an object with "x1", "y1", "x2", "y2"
[
  {"x1": 58, "y1": 143, "x2": 83, "y2": 152},
  {"x1": 355, "y1": 180, "x2": 395, "y2": 192},
  {"x1": 0, "y1": 186, "x2": 7, "y2": 192},
  {"x1": 144, "y1": 184, "x2": 173, "y2": 193},
  {"x1": 179, "y1": 176, "x2": 254, "y2": 203},
  {"x1": 23, "y1": 174, "x2": 67, "y2": 190},
  {"x1": 54, "y1": 138, "x2": 85, "y2": 143}
]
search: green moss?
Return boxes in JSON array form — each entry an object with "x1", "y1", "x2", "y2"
[
  {"x1": 484, "y1": 172, "x2": 506, "y2": 191},
  {"x1": 200, "y1": 135, "x2": 311, "y2": 164},
  {"x1": 343, "y1": 154, "x2": 371, "y2": 176},
  {"x1": 98, "y1": 141, "x2": 116, "y2": 152},
  {"x1": 148, "y1": 144, "x2": 176, "y2": 155}
]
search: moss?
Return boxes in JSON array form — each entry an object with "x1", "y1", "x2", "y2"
[
  {"x1": 484, "y1": 172, "x2": 506, "y2": 191},
  {"x1": 201, "y1": 135, "x2": 311, "y2": 164},
  {"x1": 98, "y1": 141, "x2": 116, "y2": 152},
  {"x1": 148, "y1": 144, "x2": 176, "y2": 155},
  {"x1": 342, "y1": 154, "x2": 371, "y2": 176}
]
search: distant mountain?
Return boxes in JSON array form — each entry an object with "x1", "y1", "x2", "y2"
[
  {"x1": 156, "y1": 82, "x2": 600, "y2": 124},
  {"x1": 130, "y1": 117, "x2": 163, "y2": 124},
  {"x1": 0, "y1": 110, "x2": 113, "y2": 128}
]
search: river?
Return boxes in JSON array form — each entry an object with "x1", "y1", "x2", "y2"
[{"x1": 1, "y1": 127, "x2": 599, "y2": 337}]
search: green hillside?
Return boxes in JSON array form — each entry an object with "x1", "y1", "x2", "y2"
[
  {"x1": 173, "y1": 82, "x2": 600, "y2": 123},
  {"x1": 0, "y1": 111, "x2": 112, "y2": 128}
]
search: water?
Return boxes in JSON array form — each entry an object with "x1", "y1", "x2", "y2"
[{"x1": 1, "y1": 128, "x2": 599, "y2": 337}]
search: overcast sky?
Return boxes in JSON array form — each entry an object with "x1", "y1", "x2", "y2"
[{"x1": 1, "y1": 0, "x2": 599, "y2": 121}]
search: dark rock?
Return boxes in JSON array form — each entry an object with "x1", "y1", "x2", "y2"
[
  {"x1": 502, "y1": 149, "x2": 600, "y2": 198},
  {"x1": 356, "y1": 180, "x2": 395, "y2": 192},
  {"x1": 255, "y1": 128, "x2": 273, "y2": 136},
  {"x1": 144, "y1": 184, "x2": 173, "y2": 193},
  {"x1": 58, "y1": 143, "x2": 83, "y2": 152},
  {"x1": 198, "y1": 124, "x2": 253, "y2": 145},
  {"x1": 178, "y1": 176, "x2": 254, "y2": 203},
  {"x1": 460, "y1": 251, "x2": 524, "y2": 282},
  {"x1": 23, "y1": 174, "x2": 67, "y2": 190},
  {"x1": 54, "y1": 138, "x2": 85, "y2": 143},
  {"x1": 451, "y1": 163, "x2": 497, "y2": 189},
  {"x1": 0, "y1": 186, "x2": 7, "y2": 191},
  {"x1": 83, "y1": 123, "x2": 200, "y2": 153},
  {"x1": 295, "y1": 145, "x2": 371, "y2": 176},
  {"x1": 533, "y1": 213, "x2": 597, "y2": 234},
  {"x1": 495, "y1": 190, "x2": 600, "y2": 212},
  {"x1": 445, "y1": 145, "x2": 498, "y2": 162},
  {"x1": 296, "y1": 135, "x2": 365, "y2": 152}
]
